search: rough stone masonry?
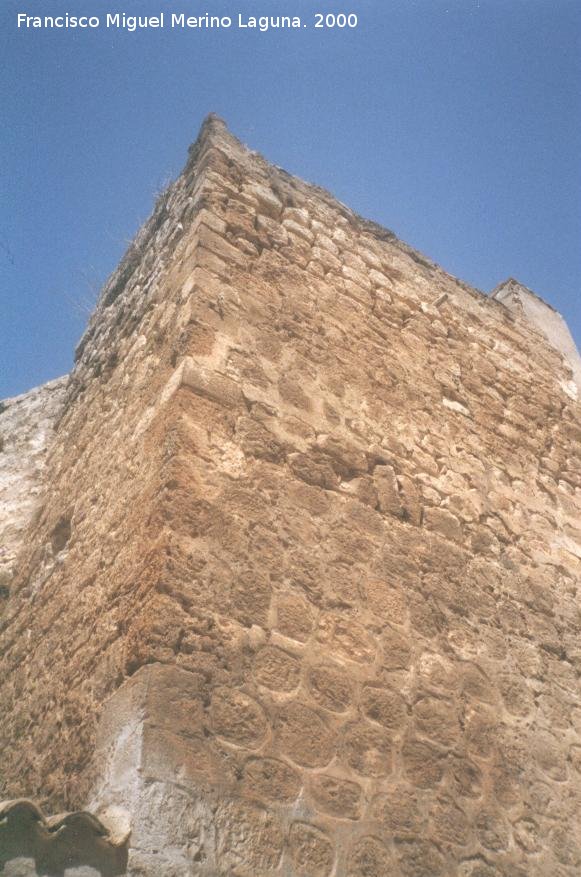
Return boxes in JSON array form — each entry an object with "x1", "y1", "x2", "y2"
[{"x1": 0, "y1": 115, "x2": 580, "y2": 876}]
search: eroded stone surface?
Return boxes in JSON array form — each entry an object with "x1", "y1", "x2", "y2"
[
  {"x1": 1, "y1": 115, "x2": 580, "y2": 875},
  {"x1": 0, "y1": 378, "x2": 66, "y2": 600}
]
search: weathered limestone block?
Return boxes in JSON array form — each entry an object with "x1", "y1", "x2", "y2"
[
  {"x1": 288, "y1": 822, "x2": 334, "y2": 876},
  {"x1": 423, "y1": 505, "x2": 464, "y2": 542},
  {"x1": 373, "y1": 463, "x2": 403, "y2": 517}
]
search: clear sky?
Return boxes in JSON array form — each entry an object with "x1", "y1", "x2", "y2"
[{"x1": 1, "y1": 0, "x2": 580, "y2": 398}]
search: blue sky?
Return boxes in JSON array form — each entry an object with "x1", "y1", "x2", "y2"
[{"x1": 1, "y1": 0, "x2": 580, "y2": 397}]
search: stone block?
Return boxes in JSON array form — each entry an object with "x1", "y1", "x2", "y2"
[
  {"x1": 180, "y1": 358, "x2": 244, "y2": 408},
  {"x1": 423, "y1": 506, "x2": 463, "y2": 542},
  {"x1": 288, "y1": 823, "x2": 334, "y2": 877},
  {"x1": 307, "y1": 664, "x2": 354, "y2": 713},
  {"x1": 275, "y1": 701, "x2": 335, "y2": 768},
  {"x1": 373, "y1": 464, "x2": 403, "y2": 518},
  {"x1": 308, "y1": 774, "x2": 363, "y2": 820}
]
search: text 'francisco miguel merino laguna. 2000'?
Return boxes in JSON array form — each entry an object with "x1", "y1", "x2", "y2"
[{"x1": 16, "y1": 12, "x2": 358, "y2": 32}]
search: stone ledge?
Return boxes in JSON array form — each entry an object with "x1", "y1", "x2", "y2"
[{"x1": 0, "y1": 799, "x2": 128, "y2": 876}]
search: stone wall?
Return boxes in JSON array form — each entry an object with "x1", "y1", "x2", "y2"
[
  {"x1": 0, "y1": 378, "x2": 66, "y2": 604},
  {"x1": 1, "y1": 116, "x2": 580, "y2": 876}
]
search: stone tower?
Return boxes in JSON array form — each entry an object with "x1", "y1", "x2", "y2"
[{"x1": 1, "y1": 116, "x2": 580, "y2": 876}]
